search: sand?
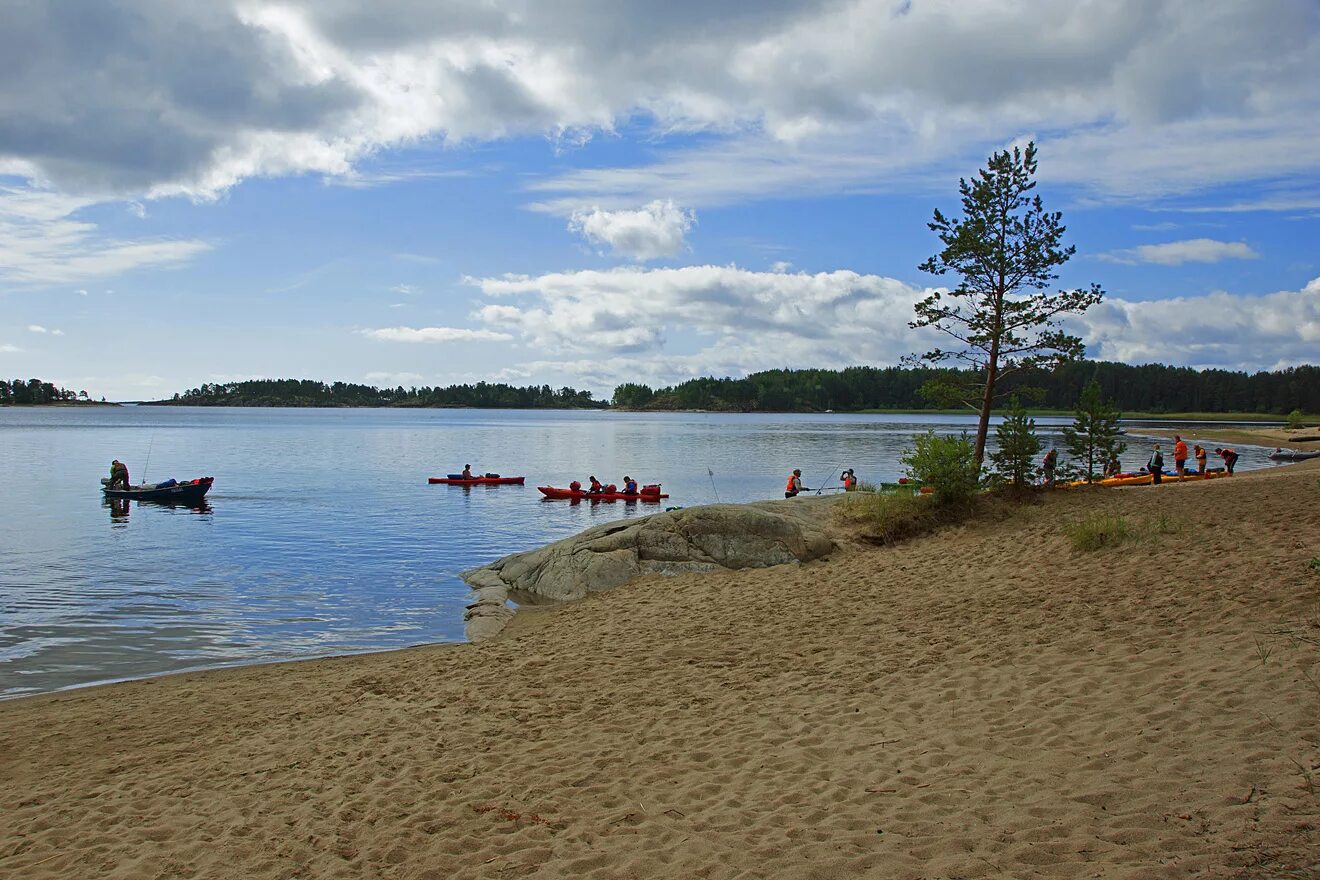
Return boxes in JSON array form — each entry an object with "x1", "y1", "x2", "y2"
[
  {"x1": 3, "y1": 462, "x2": 1319, "y2": 879},
  {"x1": 1136, "y1": 425, "x2": 1320, "y2": 451}
]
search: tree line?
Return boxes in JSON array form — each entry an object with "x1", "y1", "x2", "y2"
[
  {"x1": 152, "y1": 379, "x2": 607, "y2": 409},
  {"x1": 612, "y1": 361, "x2": 1319, "y2": 415},
  {"x1": 1, "y1": 379, "x2": 93, "y2": 405}
]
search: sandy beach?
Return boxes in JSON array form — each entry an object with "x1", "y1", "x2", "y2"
[
  {"x1": 1136, "y1": 425, "x2": 1320, "y2": 451},
  {"x1": 3, "y1": 462, "x2": 1319, "y2": 879}
]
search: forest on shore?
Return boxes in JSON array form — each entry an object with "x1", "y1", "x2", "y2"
[
  {"x1": 611, "y1": 361, "x2": 1320, "y2": 415},
  {"x1": 148, "y1": 379, "x2": 607, "y2": 409},
  {"x1": 1, "y1": 379, "x2": 100, "y2": 405}
]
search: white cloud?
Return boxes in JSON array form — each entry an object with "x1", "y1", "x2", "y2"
[
  {"x1": 27, "y1": 324, "x2": 64, "y2": 335},
  {"x1": 568, "y1": 200, "x2": 695, "y2": 260},
  {"x1": 0, "y1": 344, "x2": 21, "y2": 353},
  {"x1": 362, "y1": 326, "x2": 514, "y2": 343},
  {"x1": 1071, "y1": 277, "x2": 1320, "y2": 369},
  {"x1": 0, "y1": 186, "x2": 211, "y2": 286},
  {"x1": 390, "y1": 283, "x2": 420, "y2": 295},
  {"x1": 1099, "y1": 238, "x2": 1260, "y2": 266},
  {"x1": 364, "y1": 371, "x2": 424, "y2": 385}
]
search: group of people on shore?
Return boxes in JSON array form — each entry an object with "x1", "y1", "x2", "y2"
[
  {"x1": 784, "y1": 468, "x2": 857, "y2": 498},
  {"x1": 1040, "y1": 436, "x2": 1239, "y2": 487}
]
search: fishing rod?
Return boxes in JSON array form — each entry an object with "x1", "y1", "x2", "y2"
[
  {"x1": 814, "y1": 461, "x2": 844, "y2": 495},
  {"x1": 140, "y1": 434, "x2": 154, "y2": 487},
  {"x1": 706, "y1": 466, "x2": 721, "y2": 503}
]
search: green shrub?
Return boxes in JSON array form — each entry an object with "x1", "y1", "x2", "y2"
[
  {"x1": 835, "y1": 490, "x2": 945, "y2": 544},
  {"x1": 901, "y1": 430, "x2": 982, "y2": 507},
  {"x1": 855, "y1": 480, "x2": 879, "y2": 493},
  {"x1": 1286, "y1": 408, "x2": 1307, "y2": 430},
  {"x1": 1067, "y1": 512, "x2": 1179, "y2": 552},
  {"x1": 989, "y1": 397, "x2": 1041, "y2": 490}
]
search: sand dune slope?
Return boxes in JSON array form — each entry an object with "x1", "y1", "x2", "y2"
[{"x1": 2, "y1": 462, "x2": 1318, "y2": 879}]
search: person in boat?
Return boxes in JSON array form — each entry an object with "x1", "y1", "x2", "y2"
[
  {"x1": 461, "y1": 464, "x2": 475, "y2": 479},
  {"x1": 588, "y1": 475, "x2": 604, "y2": 494},
  {"x1": 785, "y1": 469, "x2": 807, "y2": 498},
  {"x1": 620, "y1": 476, "x2": 639, "y2": 495},
  {"x1": 1104, "y1": 454, "x2": 1122, "y2": 478},
  {"x1": 1148, "y1": 444, "x2": 1164, "y2": 484},
  {"x1": 1194, "y1": 444, "x2": 1207, "y2": 474},
  {"x1": 1173, "y1": 435, "x2": 1189, "y2": 481},
  {"x1": 1041, "y1": 449, "x2": 1057, "y2": 487},
  {"x1": 1215, "y1": 447, "x2": 1239, "y2": 474},
  {"x1": 108, "y1": 459, "x2": 130, "y2": 490},
  {"x1": 840, "y1": 469, "x2": 857, "y2": 491}
]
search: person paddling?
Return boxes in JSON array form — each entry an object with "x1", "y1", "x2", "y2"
[
  {"x1": 621, "y1": 476, "x2": 639, "y2": 495},
  {"x1": 785, "y1": 469, "x2": 807, "y2": 498},
  {"x1": 588, "y1": 475, "x2": 604, "y2": 494},
  {"x1": 461, "y1": 464, "x2": 475, "y2": 479}
]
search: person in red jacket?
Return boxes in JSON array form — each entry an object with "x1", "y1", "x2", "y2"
[
  {"x1": 588, "y1": 475, "x2": 604, "y2": 494},
  {"x1": 1215, "y1": 447, "x2": 1239, "y2": 474},
  {"x1": 1173, "y1": 436, "x2": 1189, "y2": 480}
]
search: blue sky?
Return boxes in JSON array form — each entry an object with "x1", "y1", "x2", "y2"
[{"x1": 2, "y1": 0, "x2": 1318, "y2": 400}]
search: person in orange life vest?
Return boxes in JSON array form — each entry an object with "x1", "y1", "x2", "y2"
[
  {"x1": 461, "y1": 464, "x2": 475, "y2": 479},
  {"x1": 569, "y1": 480, "x2": 582, "y2": 492},
  {"x1": 588, "y1": 475, "x2": 603, "y2": 494},
  {"x1": 1173, "y1": 436, "x2": 1189, "y2": 480},
  {"x1": 1193, "y1": 444, "x2": 1207, "y2": 474},
  {"x1": 840, "y1": 469, "x2": 857, "y2": 491},
  {"x1": 1215, "y1": 447, "x2": 1239, "y2": 474},
  {"x1": 621, "y1": 476, "x2": 638, "y2": 495},
  {"x1": 785, "y1": 469, "x2": 807, "y2": 498}
]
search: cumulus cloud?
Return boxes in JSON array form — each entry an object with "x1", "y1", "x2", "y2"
[
  {"x1": 0, "y1": 344, "x2": 21, "y2": 353},
  {"x1": 1070, "y1": 277, "x2": 1320, "y2": 369},
  {"x1": 362, "y1": 326, "x2": 513, "y2": 343},
  {"x1": 568, "y1": 200, "x2": 695, "y2": 260},
  {"x1": 1099, "y1": 238, "x2": 1260, "y2": 266},
  {"x1": 0, "y1": 0, "x2": 1314, "y2": 206},
  {"x1": 468, "y1": 264, "x2": 936, "y2": 358},
  {"x1": 27, "y1": 325, "x2": 64, "y2": 335}
]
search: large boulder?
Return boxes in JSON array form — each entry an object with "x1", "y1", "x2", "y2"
[{"x1": 461, "y1": 498, "x2": 838, "y2": 633}]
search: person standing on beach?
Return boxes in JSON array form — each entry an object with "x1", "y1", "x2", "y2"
[
  {"x1": 785, "y1": 469, "x2": 807, "y2": 498},
  {"x1": 1148, "y1": 444, "x2": 1164, "y2": 484},
  {"x1": 841, "y1": 469, "x2": 857, "y2": 491},
  {"x1": 1104, "y1": 454, "x2": 1122, "y2": 478},
  {"x1": 1194, "y1": 444, "x2": 1207, "y2": 474},
  {"x1": 1173, "y1": 436, "x2": 1189, "y2": 480},
  {"x1": 1041, "y1": 449, "x2": 1057, "y2": 487},
  {"x1": 1216, "y1": 447, "x2": 1239, "y2": 474}
]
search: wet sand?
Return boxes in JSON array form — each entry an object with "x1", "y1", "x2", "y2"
[
  {"x1": 2, "y1": 461, "x2": 1319, "y2": 879},
  {"x1": 1137, "y1": 424, "x2": 1320, "y2": 451}
]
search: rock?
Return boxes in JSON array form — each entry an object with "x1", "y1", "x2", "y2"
[{"x1": 461, "y1": 497, "x2": 839, "y2": 609}]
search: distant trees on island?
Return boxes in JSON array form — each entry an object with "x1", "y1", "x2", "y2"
[
  {"x1": 611, "y1": 361, "x2": 1319, "y2": 416},
  {"x1": 151, "y1": 379, "x2": 607, "y2": 409},
  {"x1": 1, "y1": 379, "x2": 95, "y2": 405}
]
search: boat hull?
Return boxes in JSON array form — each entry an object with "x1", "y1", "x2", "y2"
[
  {"x1": 103, "y1": 477, "x2": 213, "y2": 503},
  {"x1": 428, "y1": 476, "x2": 526, "y2": 485},
  {"x1": 538, "y1": 486, "x2": 668, "y2": 501}
]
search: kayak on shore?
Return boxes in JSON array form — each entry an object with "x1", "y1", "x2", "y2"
[
  {"x1": 1267, "y1": 449, "x2": 1320, "y2": 462},
  {"x1": 428, "y1": 475, "x2": 526, "y2": 485},
  {"x1": 538, "y1": 485, "x2": 669, "y2": 502}
]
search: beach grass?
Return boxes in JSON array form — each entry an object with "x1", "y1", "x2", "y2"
[{"x1": 1067, "y1": 511, "x2": 1179, "y2": 552}]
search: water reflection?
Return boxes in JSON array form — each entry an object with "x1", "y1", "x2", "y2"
[{"x1": 102, "y1": 497, "x2": 212, "y2": 524}]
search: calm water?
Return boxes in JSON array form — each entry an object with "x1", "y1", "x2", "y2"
[{"x1": 0, "y1": 407, "x2": 1279, "y2": 698}]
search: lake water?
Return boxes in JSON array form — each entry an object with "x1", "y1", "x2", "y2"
[{"x1": 0, "y1": 406, "x2": 1280, "y2": 698}]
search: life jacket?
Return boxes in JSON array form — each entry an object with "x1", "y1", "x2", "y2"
[
  {"x1": 1222, "y1": 447, "x2": 1236, "y2": 457},
  {"x1": 624, "y1": 480, "x2": 637, "y2": 494},
  {"x1": 786, "y1": 475, "x2": 797, "y2": 491},
  {"x1": 589, "y1": 479, "x2": 602, "y2": 491},
  {"x1": 842, "y1": 474, "x2": 856, "y2": 489}
]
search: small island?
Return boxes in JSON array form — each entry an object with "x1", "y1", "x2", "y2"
[{"x1": 0, "y1": 379, "x2": 110, "y2": 405}]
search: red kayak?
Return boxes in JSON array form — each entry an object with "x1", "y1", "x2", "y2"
[
  {"x1": 429, "y1": 476, "x2": 526, "y2": 485},
  {"x1": 538, "y1": 486, "x2": 668, "y2": 501}
]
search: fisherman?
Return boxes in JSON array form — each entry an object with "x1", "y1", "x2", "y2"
[
  {"x1": 461, "y1": 464, "x2": 475, "y2": 479},
  {"x1": 621, "y1": 475, "x2": 639, "y2": 495},
  {"x1": 588, "y1": 475, "x2": 604, "y2": 494},
  {"x1": 841, "y1": 469, "x2": 857, "y2": 491},
  {"x1": 785, "y1": 469, "x2": 807, "y2": 498},
  {"x1": 1041, "y1": 448, "x2": 1057, "y2": 487},
  {"x1": 1194, "y1": 444, "x2": 1207, "y2": 474},
  {"x1": 108, "y1": 459, "x2": 130, "y2": 490},
  {"x1": 1215, "y1": 447, "x2": 1239, "y2": 474},
  {"x1": 1173, "y1": 435, "x2": 1189, "y2": 480},
  {"x1": 1148, "y1": 443, "x2": 1164, "y2": 484}
]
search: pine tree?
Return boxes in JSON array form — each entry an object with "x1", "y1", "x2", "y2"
[
  {"x1": 908, "y1": 142, "x2": 1105, "y2": 465},
  {"x1": 989, "y1": 396, "x2": 1042, "y2": 490},
  {"x1": 1061, "y1": 380, "x2": 1126, "y2": 483}
]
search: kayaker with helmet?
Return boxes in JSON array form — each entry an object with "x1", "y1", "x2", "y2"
[
  {"x1": 785, "y1": 469, "x2": 807, "y2": 498},
  {"x1": 1173, "y1": 436, "x2": 1189, "y2": 480},
  {"x1": 1215, "y1": 447, "x2": 1239, "y2": 474},
  {"x1": 588, "y1": 475, "x2": 604, "y2": 494},
  {"x1": 621, "y1": 476, "x2": 639, "y2": 495}
]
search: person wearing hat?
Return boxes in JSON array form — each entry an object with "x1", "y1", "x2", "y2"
[{"x1": 785, "y1": 469, "x2": 808, "y2": 498}]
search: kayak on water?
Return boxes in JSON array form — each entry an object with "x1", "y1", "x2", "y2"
[
  {"x1": 538, "y1": 485, "x2": 669, "y2": 501},
  {"x1": 428, "y1": 475, "x2": 526, "y2": 485},
  {"x1": 1268, "y1": 449, "x2": 1320, "y2": 462}
]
